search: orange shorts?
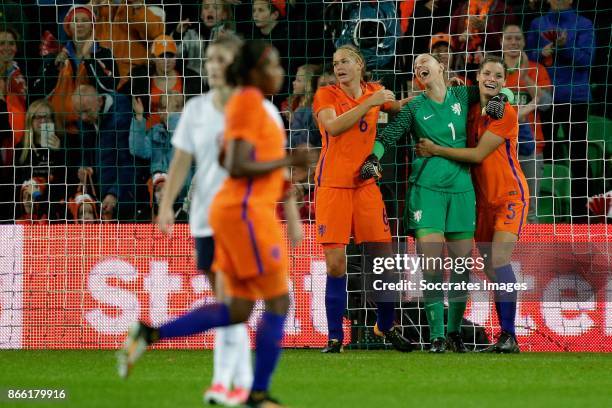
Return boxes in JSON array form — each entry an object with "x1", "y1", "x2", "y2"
[
  {"x1": 475, "y1": 199, "x2": 529, "y2": 242},
  {"x1": 210, "y1": 205, "x2": 288, "y2": 301},
  {"x1": 315, "y1": 183, "x2": 391, "y2": 245}
]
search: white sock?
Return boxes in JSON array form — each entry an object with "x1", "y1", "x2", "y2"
[
  {"x1": 211, "y1": 325, "x2": 242, "y2": 389},
  {"x1": 231, "y1": 323, "x2": 253, "y2": 390}
]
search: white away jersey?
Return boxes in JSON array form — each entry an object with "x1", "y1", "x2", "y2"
[{"x1": 171, "y1": 93, "x2": 226, "y2": 237}]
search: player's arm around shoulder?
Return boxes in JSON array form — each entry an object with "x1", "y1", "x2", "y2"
[
  {"x1": 374, "y1": 97, "x2": 416, "y2": 159},
  {"x1": 315, "y1": 86, "x2": 394, "y2": 137},
  {"x1": 485, "y1": 102, "x2": 518, "y2": 140},
  {"x1": 416, "y1": 103, "x2": 509, "y2": 165}
]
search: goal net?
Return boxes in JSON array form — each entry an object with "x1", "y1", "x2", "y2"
[{"x1": 1, "y1": 0, "x2": 611, "y2": 351}]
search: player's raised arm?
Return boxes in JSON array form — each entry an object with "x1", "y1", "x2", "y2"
[{"x1": 372, "y1": 103, "x2": 414, "y2": 160}]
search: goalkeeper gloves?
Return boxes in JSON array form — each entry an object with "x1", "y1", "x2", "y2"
[
  {"x1": 485, "y1": 93, "x2": 508, "y2": 120},
  {"x1": 360, "y1": 154, "x2": 382, "y2": 180}
]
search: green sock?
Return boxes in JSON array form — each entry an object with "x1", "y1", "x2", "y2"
[
  {"x1": 423, "y1": 271, "x2": 445, "y2": 340},
  {"x1": 447, "y1": 268, "x2": 469, "y2": 334},
  {"x1": 424, "y1": 301, "x2": 445, "y2": 340}
]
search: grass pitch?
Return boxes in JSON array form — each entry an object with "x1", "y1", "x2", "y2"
[{"x1": 1, "y1": 350, "x2": 611, "y2": 408}]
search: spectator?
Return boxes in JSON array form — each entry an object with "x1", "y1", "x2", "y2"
[
  {"x1": 514, "y1": 0, "x2": 547, "y2": 32},
  {"x1": 68, "y1": 192, "x2": 99, "y2": 223},
  {"x1": 15, "y1": 178, "x2": 48, "y2": 224},
  {"x1": 131, "y1": 35, "x2": 204, "y2": 130},
  {"x1": 173, "y1": 0, "x2": 235, "y2": 78},
  {"x1": 527, "y1": 0, "x2": 595, "y2": 222},
  {"x1": 450, "y1": 0, "x2": 517, "y2": 72},
  {"x1": 33, "y1": 5, "x2": 117, "y2": 137},
  {"x1": 502, "y1": 24, "x2": 552, "y2": 223},
  {"x1": 0, "y1": 28, "x2": 26, "y2": 221},
  {"x1": 0, "y1": 28, "x2": 26, "y2": 144},
  {"x1": 326, "y1": 0, "x2": 408, "y2": 71},
  {"x1": 71, "y1": 84, "x2": 140, "y2": 221},
  {"x1": 316, "y1": 69, "x2": 336, "y2": 88},
  {"x1": 14, "y1": 99, "x2": 66, "y2": 221},
  {"x1": 129, "y1": 91, "x2": 191, "y2": 212},
  {"x1": 92, "y1": 0, "x2": 165, "y2": 91},
  {"x1": 251, "y1": 0, "x2": 306, "y2": 102},
  {"x1": 287, "y1": 64, "x2": 320, "y2": 148},
  {"x1": 0, "y1": 1, "x2": 30, "y2": 44},
  {"x1": 401, "y1": 0, "x2": 451, "y2": 60}
]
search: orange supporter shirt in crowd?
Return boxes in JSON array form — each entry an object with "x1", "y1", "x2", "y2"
[
  {"x1": 504, "y1": 60, "x2": 552, "y2": 154},
  {"x1": 147, "y1": 77, "x2": 183, "y2": 129},
  {"x1": 212, "y1": 87, "x2": 286, "y2": 210},
  {"x1": 313, "y1": 82, "x2": 391, "y2": 188},
  {"x1": 468, "y1": 102, "x2": 528, "y2": 206},
  {"x1": 94, "y1": 3, "x2": 164, "y2": 88}
]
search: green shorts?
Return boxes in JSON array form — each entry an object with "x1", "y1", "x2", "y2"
[{"x1": 404, "y1": 185, "x2": 476, "y2": 236}]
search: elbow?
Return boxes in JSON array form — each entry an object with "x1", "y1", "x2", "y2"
[
  {"x1": 227, "y1": 163, "x2": 246, "y2": 178},
  {"x1": 471, "y1": 153, "x2": 486, "y2": 164},
  {"x1": 321, "y1": 122, "x2": 340, "y2": 137},
  {"x1": 475, "y1": 153, "x2": 487, "y2": 163},
  {"x1": 325, "y1": 127, "x2": 340, "y2": 137}
]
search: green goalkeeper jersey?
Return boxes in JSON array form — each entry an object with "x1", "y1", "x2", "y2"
[{"x1": 374, "y1": 86, "x2": 480, "y2": 193}]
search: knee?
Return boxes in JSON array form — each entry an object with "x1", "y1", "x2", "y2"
[
  {"x1": 265, "y1": 293, "x2": 290, "y2": 315},
  {"x1": 326, "y1": 258, "x2": 346, "y2": 278},
  {"x1": 228, "y1": 299, "x2": 254, "y2": 323},
  {"x1": 325, "y1": 252, "x2": 346, "y2": 278}
]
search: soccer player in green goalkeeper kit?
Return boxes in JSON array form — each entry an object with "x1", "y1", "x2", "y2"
[{"x1": 361, "y1": 53, "x2": 511, "y2": 353}]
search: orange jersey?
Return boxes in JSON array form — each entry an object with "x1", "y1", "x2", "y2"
[
  {"x1": 504, "y1": 60, "x2": 552, "y2": 154},
  {"x1": 313, "y1": 82, "x2": 390, "y2": 188},
  {"x1": 212, "y1": 87, "x2": 286, "y2": 211},
  {"x1": 468, "y1": 102, "x2": 529, "y2": 206}
]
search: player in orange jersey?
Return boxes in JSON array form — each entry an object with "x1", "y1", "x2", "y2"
[
  {"x1": 416, "y1": 56, "x2": 529, "y2": 354},
  {"x1": 313, "y1": 45, "x2": 413, "y2": 353},
  {"x1": 119, "y1": 40, "x2": 314, "y2": 408}
]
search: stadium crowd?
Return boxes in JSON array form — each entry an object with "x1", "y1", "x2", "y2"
[{"x1": 0, "y1": 0, "x2": 607, "y2": 225}]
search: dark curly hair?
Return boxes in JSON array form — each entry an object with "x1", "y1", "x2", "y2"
[{"x1": 225, "y1": 40, "x2": 276, "y2": 87}]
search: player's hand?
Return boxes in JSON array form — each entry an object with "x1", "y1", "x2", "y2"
[
  {"x1": 360, "y1": 154, "x2": 382, "y2": 180},
  {"x1": 367, "y1": 89, "x2": 396, "y2": 107},
  {"x1": 485, "y1": 93, "x2": 508, "y2": 120},
  {"x1": 289, "y1": 145, "x2": 318, "y2": 169},
  {"x1": 587, "y1": 193, "x2": 612, "y2": 217},
  {"x1": 157, "y1": 206, "x2": 175, "y2": 236},
  {"x1": 287, "y1": 217, "x2": 304, "y2": 247},
  {"x1": 415, "y1": 138, "x2": 436, "y2": 157},
  {"x1": 448, "y1": 75, "x2": 465, "y2": 87}
]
